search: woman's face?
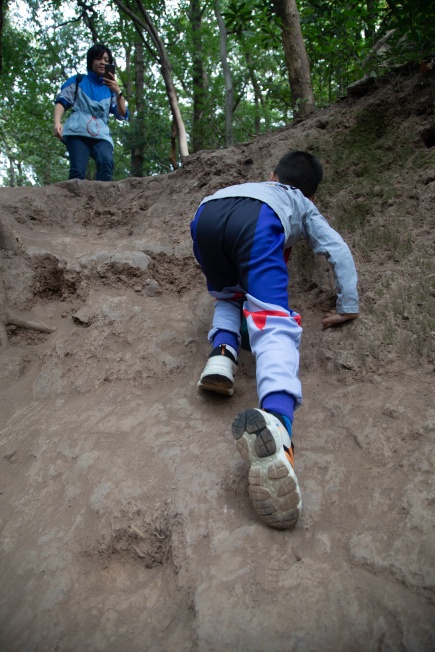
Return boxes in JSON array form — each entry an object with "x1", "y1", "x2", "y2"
[{"x1": 91, "y1": 52, "x2": 110, "y2": 76}]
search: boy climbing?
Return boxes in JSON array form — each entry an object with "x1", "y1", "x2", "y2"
[{"x1": 190, "y1": 150, "x2": 359, "y2": 530}]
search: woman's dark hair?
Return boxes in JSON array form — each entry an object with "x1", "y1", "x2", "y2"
[
  {"x1": 274, "y1": 150, "x2": 323, "y2": 198},
  {"x1": 86, "y1": 44, "x2": 114, "y2": 71}
]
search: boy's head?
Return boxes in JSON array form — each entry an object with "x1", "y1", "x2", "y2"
[
  {"x1": 87, "y1": 44, "x2": 114, "y2": 71},
  {"x1": 273, "y1": 150, "x2": 323, "y2": 198}
]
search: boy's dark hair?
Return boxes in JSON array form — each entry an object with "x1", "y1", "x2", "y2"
[
  {"x1": 274, "y1": 150, "x2": 323, "y2": 198},
  {"x1": 86, "y1": 44, "x2": 114, "y2": 71}
]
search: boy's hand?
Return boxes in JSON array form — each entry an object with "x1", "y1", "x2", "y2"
[{"x1": 322, "y1": 310, "x2": 358, "y2": 329}]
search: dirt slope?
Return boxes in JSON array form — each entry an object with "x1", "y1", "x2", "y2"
[{"x1": 0, "y1": 66, "x2": 434, "y2": 651}]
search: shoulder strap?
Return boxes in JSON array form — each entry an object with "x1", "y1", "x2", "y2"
[{"x1": 74, "y1": 74, "x2": 84, "y2": 104}]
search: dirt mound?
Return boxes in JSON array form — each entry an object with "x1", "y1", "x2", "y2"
[{"x1": 1, "y1": 66, "x2": 434, "y2": 651}]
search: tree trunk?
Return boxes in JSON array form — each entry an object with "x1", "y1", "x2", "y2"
[
  {"x1": 170, "y1": 119, "x2": 178, "y2": 170},
  {"x1": 245, "y1": 51, "x2": 266, "y2": 135},
  {"x1": 273, "y1": 0, "x2": 315, "y2": 120},
  {"x1": 114, "y1": 0, "x2": 189, "y2": 161},
  {"x1": 16, "y1": 161, "x2": 23, "y2": 186},
  {"x1": 131, "y1": 40, "x2": 145, "y2": 177},
  {"x1": 7, "y1": 158, "x2": 15, "y2": 187},
  {"x1": 43, "y1": 160, "x2": 51, "y2": 186},
  {"x1": 189, "y1": 0, "x2": 208, "y2": 152},
  {"x1": 0, "y1": 0, "x2": 6, "y2": 73},
  {"x1": 214, "y1": 1, "x2": 234, "y2": 147}
]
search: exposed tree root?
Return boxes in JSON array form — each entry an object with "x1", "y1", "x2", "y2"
[
  {"x1": 0, "y1": 279, "x2": 55, "y2": 347},
  {"x1": 0, "y1": 218, "x2": 55, "y2": 347}
]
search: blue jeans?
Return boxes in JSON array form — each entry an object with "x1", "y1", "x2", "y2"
[{"x1": 64, "y1": 136, "x2": 114, "y2": 181}]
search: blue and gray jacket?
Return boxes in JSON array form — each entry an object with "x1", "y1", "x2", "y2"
[
  {"x1": 55, "y1": 70, "x2": 129, "y2": 147},
  {"x1": 200, "y1": 181, "x2": 359, "y2": 314}
]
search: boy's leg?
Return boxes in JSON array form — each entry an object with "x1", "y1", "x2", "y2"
[
  {"x1": 232, "y1": 203, "x2": 303, "y2": 528},
  {"x1": 236, "y1": 297, "x2": 303, "y2": 529},
  {"x1": 197, "y1": 299, "x2": 241, "y2": 395},
  {"x1": 232, "y1": 202, "x2": 302, "y2": 422},
  {"x1": 244, "y1": 293, "x2": 302, "y2": 417},
  {"x1": 191, "y1": 199, "x2": 245, "y2": 395},
  {"x1": 209, "y1": 298, "x2": 242, "y2": 348}
]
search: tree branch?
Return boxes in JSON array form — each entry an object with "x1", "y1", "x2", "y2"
[
  {"x1": 77, "y1": 0, "x2": 100, "y2": 43},
  {"x1": 54, "y1": 14, "x2": 83, "y2": 30},
  {"x1": 113, "y1": 0, "x2": 160, "y2": 62}
]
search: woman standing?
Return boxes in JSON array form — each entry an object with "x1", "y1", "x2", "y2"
[{"x1": 53, "y1": 44, "x2": 128, "y2": 181}]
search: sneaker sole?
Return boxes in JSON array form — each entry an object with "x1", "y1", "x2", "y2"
[
  {"x1": 197, "y1": 356, "x2": 237, "y2": 396},
  {"x1": 197, "y1": 374, "x2": 234, "y2": 396},
  {"x1": 232, "y1": 408, "x2": 302, "y2": 530}
]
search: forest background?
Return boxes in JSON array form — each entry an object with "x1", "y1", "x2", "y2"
[{"x1": 0, "y1": 0, "x2": 433, "y2": 186}]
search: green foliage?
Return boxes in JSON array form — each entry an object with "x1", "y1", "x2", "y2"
[
  {"x1": 222, "y1": 0, "x2": 280, "y2": 48},
  {"x1": 0, "y1": 16, "x2": 70, "y2": 184},
  {"x1": 118, "y1": 104, "x2": 174, "y2": 175},
  {"x1": 1, "y1": 0, "x2": 434, "y2": 185},
  {"x1": 380, "y1": 0, "x2": 435, "y2": 61},
  {"x1": 0, "y1": 3, "x2": 92, "y2": 184},
  {"x1": 299, "y1": 1, "x2": 380, "y2": 102},
  {"x1": 299, "y1": 1, "x2": 435, "y2": 103}
]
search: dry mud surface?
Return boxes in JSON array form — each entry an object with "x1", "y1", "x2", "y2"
[{"x1": 1, "y1": 67, "x2": 435, "y2": 651}]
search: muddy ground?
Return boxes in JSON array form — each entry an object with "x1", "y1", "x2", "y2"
[{"x1": 0, "y1": 66, "x2": 434, "y2": 651}]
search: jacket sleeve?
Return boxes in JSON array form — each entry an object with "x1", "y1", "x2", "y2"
[
  {"x1": 302, "y1": 205, "x2": 359, "y2": 314},
  {"x1": 110, "y1": 95, "x2": 129, "y2": 121},
  {"x1": 54, "y1": 76, "x2": 78, "y2": 110}
]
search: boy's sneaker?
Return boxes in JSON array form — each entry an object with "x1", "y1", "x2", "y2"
[
  {"x1": 232, "y1": 408, "x2": 302, "y2": 530},
  {"x1": 197, "y1": 344, "x2": 238, "y2": 396}
]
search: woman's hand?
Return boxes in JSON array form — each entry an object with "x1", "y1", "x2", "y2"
[
  {"x1": 53, "y1": 104, "x2": 65, "y2": 140},
  {"x1": 53, "y1": 122, "x2": 63, "y2": 140},
  {"x1": 104, "y1": 73, "x2": 127, "y2": 117},
  {"x1": 322, "y1": 310, "x2": 358, "y2": 329}
]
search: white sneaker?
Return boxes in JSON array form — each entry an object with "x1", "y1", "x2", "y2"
[
  {"x1": 197, "y1": 345, "x2": 238, "y2": 396},
  {"x1": 232, "y1": 408, "x2": 302, "y2": 529}
]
